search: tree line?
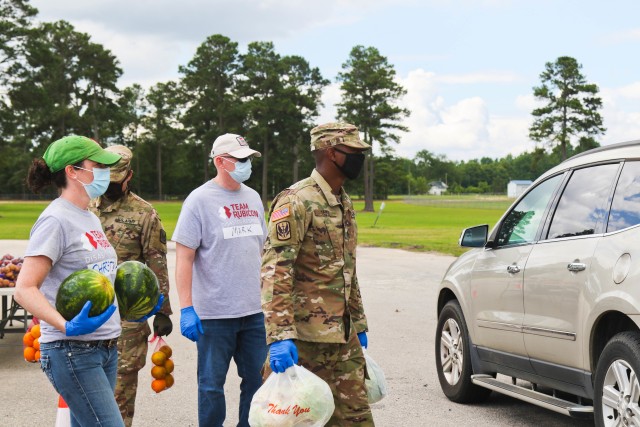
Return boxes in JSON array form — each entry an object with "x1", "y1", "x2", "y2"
[{"x1": 1, "y1": 1, "x2": 606, "y2": 206}]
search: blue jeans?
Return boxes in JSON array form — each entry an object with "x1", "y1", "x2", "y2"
[
  {"x1": 40, "y1": 339, "x2": 123, "y2": 427},
  {"x1": 196, "y1": 312, "x2": 267, "y2": 427}
]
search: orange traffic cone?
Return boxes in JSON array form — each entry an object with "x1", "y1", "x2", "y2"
[{"x1": 55, "y1": 395, "x2": 70, "y2": 427}]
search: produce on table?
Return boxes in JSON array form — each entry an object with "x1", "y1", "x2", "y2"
[
  {"x1": 114, "y1": 261, "x2": 160, "y2": 321},
  {"x1": 150, "y1": 343, "x2": 174, "y2": 393},
  {"x1": 0, "y1": 254, "x2": 24, "y2": 287},
  {"x1": 55, "y1": 270, "x2": 115, "y2": 320}
]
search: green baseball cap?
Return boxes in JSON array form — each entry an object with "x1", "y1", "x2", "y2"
[{"x1": 43, "y1": 135, "x2": 122, "y2": 173}]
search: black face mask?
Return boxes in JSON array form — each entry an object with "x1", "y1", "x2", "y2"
[
  {"x1": 333, "y1": 147, "x2": 365, "y2": 180},
  {"x1": 103, "y1": 182, "x2": 126, "y2": 200}
]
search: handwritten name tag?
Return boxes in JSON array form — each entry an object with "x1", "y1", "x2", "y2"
[
  {"x1": 223, "y1": 224, "x2": 263, "y2": 239},
  {"x1": 87, "y1": 258, "x2": 117, "y2": 276}
]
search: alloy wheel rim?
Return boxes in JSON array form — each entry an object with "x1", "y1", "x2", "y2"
[
  {"x1": 440, "y1": 317, "x2": 463, "y2": 385},
  {"x1": 601, "y1": 359, "x2": 640, "y2": 427}
]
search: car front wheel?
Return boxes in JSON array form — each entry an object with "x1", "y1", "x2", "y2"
[
  {"x1": 594, "y1": 331, "x2": 640, "y2": 427},
  {"x1": 435, "y1": 300, "x2": 491, "y2": 403}
]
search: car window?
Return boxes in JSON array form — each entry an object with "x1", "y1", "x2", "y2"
[
  {"x1": 496, "y1": 174, "x2": 562, "y2": 246},
  {"x1": 547, "y1": 164, "x2": 619, "y2": 239},
  {"x1": 607, "y1": 161, "x2": 640, "y2": 233}
]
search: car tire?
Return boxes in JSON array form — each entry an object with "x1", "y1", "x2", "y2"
[
  {"x1": 594, "y1": 331, "x2": 640, "y2": 427},
  {"x1": 435, "y1": 300, "x2": 491, "y2": 403}
]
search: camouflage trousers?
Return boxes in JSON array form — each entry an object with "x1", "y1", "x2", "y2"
[
  {"x1": 263, "y1": 328, "x2": 374, "y2": 427},
  {"x1": 115, "y1": 321, "x2": 151, "y2": 427}
]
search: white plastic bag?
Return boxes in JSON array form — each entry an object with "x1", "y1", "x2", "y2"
[
  {"x1": 364, "y1": 349, "x2": 388, "y2": 404},
  {"x1": 249, "y1": 365, "x2": 335, "y2": 427}
]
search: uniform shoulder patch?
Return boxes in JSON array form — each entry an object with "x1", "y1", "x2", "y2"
[
  {"x1": 276, "y1": 221, "x2": 291, "y2": 240},
  {"x1": 270, "y1": 203, "x2": 291, "y2": 222},
  {"x1": 159, "y1": 229, "x2": 167, "y2": 244}
]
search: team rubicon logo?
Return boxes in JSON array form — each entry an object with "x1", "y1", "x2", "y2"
[
  {"x1": 218, "y1": 206, "x2": 232, "y2": 219},
  {"x1": 81, "y1": 231, "x2": 111, "y2": 251},
  {"x1": 218, "y1": 203, "x2": 259, "y2": 220}
]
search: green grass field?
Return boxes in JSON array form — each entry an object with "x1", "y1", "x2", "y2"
[{"x1": 0, "y1": 195, "x2": 513, "y2": 256}]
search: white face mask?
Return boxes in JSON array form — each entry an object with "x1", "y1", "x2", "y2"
[
  {"x1": 74, "y1": 166, "x2": 111, "y2": 198},
  {"x1": 221, "y1": 157, "x2": 252, "y2": 183}
]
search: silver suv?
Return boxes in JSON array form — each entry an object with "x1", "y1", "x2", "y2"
[{"x1": 435, "y1": 141, "x2": 640, "y2": 426}]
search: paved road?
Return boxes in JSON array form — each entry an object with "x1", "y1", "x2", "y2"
[{"x1": 0, "y1": 240, "x2": 593, "y2": 426}]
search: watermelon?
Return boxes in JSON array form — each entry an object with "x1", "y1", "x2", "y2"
[
  {"x1": 114, "y1": 261, "x2": 160, "y2": 321},
  {"x1": 55, "y1": 269, "x2": 115, "y2": 321}
]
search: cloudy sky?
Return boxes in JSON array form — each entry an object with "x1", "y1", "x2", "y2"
[{"x1": 30, "y1": 0, "x2": 640, "y2": 161}]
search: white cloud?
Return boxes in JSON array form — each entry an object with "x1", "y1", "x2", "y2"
[
  {"x1": 69, "y1": 20, "x2": 189, "y2": 88},
  {"x1": 601, "y1": 28, "x2": 640, "y2": 45},
  {"x1": 605, "y1": 82, "x2": 640, "y2": 100},
  {"x1": 31, "y1": 0, "x2": 410, "y2": 43},
  {"x1": 436, "y1": 71, "x2": 522, "y2": 84},
  {"x1": 390, "y1": 69, "x2": 532, "y2": 161},
  {"x1": 317, "y1": 83, "x2": 341, "y2": 124}
]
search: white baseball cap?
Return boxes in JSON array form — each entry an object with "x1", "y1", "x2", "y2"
[{"x1": 210, "y1": 133, "x2": 261, "y2": 159}]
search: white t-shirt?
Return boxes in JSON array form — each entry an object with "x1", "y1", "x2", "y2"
[
  {"x1": 25, "y1": 197, "x2": 120, "y2": 343},
  {"x1": 172, "y1": 180, "x2": 266, "y2": 319}
]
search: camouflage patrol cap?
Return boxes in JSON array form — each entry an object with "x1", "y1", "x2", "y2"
[
  {"x1": 310, "y1": 122, "x2": 371, "y2": 152},
  {"x1": 105, "y1": 145, "x2": 133, "y2": 182}
]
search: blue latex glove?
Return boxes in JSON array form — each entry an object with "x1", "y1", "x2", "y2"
[
  {"x1": 180, "y1": 306, "x2": 203, "y2": 342},
  {"x1": 358, "y1": 331, "x2": 368, "y2": 349},
  {"x1": 269, "y1": 339, "x2": 298, "y2": 373},
  {"x1": 65, "y1": 301, "x2": 117, "y2": 337},
  {"x1": 132, "y1": 294, "x2": 164, "y2": 322}
]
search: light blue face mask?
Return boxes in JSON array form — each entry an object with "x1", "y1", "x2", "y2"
[
  {"x1": 74, "y1": 166, "x2": 111, "y2": 198},
  {"x1": 222, "y1": 157, "x2": 252, "y2": 183}
]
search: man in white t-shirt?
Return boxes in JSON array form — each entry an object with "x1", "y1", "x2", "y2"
[{"x1": 172, "y1": 133, "x2": 267, "y2": 427}]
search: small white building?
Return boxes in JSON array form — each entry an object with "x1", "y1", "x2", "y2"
[
  {"x1": 428, "y1": 181, "x2": 448, "y2": 196},
  {"x1": 507, "y1": 180, "x2": 532, "y2": 198}
]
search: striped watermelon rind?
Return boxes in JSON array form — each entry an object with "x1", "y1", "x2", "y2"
[
  {"x1": 114, "y1": 261, "x2": 160, "y2": 321},
  {"x1": 55, "y1": 269, "x2": 116, "y2": 321}
]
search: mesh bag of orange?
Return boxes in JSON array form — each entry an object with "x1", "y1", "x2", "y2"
[
  {"x1": 148, "y1": 335, "x2": 174, "y2": 393},
  {"x1": 22, "y1": 317, "x2": 41, "y2": 363}
]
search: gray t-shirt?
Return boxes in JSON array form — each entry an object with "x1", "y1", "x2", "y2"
[
  {"x1": 172, "y1": 181, "x2": 266, "y2": 319},
  {"x1": 26, "y1": 197, "x2": 120, "y2": 343}
]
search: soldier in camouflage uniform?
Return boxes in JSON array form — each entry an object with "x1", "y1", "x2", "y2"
[
  {"x1": 261, "y1": 122, "x2": 375, "y2": 426},
  {"x1": 89, "y1": 145, "x2": 173, "y2": 427}
]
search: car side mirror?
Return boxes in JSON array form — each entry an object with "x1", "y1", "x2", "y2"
[{"x1": 459, "y1": 225, "x2": 489, "y2": 248}]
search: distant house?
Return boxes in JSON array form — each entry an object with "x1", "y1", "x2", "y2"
[
  {"x1": 507, "y1": 180, "x2": 532, "y2": 198},
  {"x1": 428, "y1": 181, "x2": 448, "y2": 196}
]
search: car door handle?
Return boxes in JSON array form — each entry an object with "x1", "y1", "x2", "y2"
[
  {"x1": 507, "y1": 265, "x2": 520, "y2": 274},
  {"x1": 567, "y1": 262, "x2": 586, "y2": 272}
]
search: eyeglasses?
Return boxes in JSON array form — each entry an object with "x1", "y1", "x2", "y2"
[{"x1": 220, "y1": 156, "x2": 249, "y2": 163}]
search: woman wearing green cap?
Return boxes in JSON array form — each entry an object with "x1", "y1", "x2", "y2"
[{"x1": 15, "y1": 135, "x2": 162, "y2": 427}]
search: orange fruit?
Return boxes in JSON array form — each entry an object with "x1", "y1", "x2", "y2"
[
  {"x1": 151, "y1": 351, "x2": 167, "y2": 366},
  {"x1": 151, "y1": 379, "x2": 166, "y2": 393},
  {"x1": 35, "y1": 350, "x2": 40, "y2": 361},
  {"x1": 24, "y1": 346, "x2": 36, "y2": 362},
  {"x1": 165, "y1": 374, "x2": 174, "y2": 389},
  {"x1": 33, "y1": 338, "x2": 40, "y2": 351},
  {"x1": 30, "y1": 324, "x2": 41, "y2": 339},
  {"x1": 164, "y1": 359, "x2": 174, "y2": 373},
  {"x1": 151, "y1": 365, "x2": 167, "y2": 379},
  {"x1": 22, "y1": 332, "x2": 35, "y2": 347},
  {"x1": 159, "y1": 345, "x2": 172, "y2": 358}
]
